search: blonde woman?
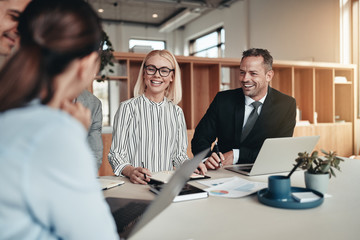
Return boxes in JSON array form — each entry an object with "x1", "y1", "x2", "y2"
[{"x1": 109, "y1": 50, "x2": 206, "y2": 184}]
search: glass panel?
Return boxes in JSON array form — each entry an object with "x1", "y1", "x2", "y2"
[
  {"x1": 93, "y1": 80, "x2": 110, "y2": 126},
  {"x1": 195, "y1": 47, "x2": 218, "y2": 58},
  {"x1": 194, "y1": 32, "x2": 217, "y2": 52},
  {"x1": 221, "y1": 67, "x2": 230, "y2": 91},
  {"x1": 220, "y1": 28, "x2": 225, "y2": 43},
  {"x1": 129, "y1": 39, "x2": 165, "y2": 50}
]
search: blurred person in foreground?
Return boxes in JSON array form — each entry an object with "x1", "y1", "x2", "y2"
[{"x1": 0, "y1": 0, "x2": 118, "y2": 239}]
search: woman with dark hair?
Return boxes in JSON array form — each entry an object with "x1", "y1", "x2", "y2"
[{"x1": 0, "y1": 0, "x2": 118, "y2": 239}]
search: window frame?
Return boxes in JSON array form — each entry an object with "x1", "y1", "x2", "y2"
[{"x1": 189, "y1": 27, "x2": 224, "y2": 57}]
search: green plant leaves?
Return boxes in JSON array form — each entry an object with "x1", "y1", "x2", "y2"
[
  {"x1": 98, "y1": 30, "x2": 115, "y2": 81},
  {"x1": 296, "y1": 149, "x2": 344, "y2": 178}
]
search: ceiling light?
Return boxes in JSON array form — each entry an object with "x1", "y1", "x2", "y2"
[
  {"x1": 98, "y1": 8, "x2": 104, "y2": 13},
  {"x1": 152, "y1": 13, "x2": 158, "y2": 18}
]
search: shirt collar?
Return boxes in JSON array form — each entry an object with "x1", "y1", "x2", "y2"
[
  {"x1": 142, "y1": 94, "x2": 167, "y2": 107},
  {"x1": 244, "y1": 94, "x2": 267, "y2": 106}
]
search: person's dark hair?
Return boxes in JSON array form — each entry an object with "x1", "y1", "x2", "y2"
[
  {"x1": 242, "y1": 48, "x2": 273, "y2": 72},
  {"x1": 0, "y1": 0, "x2": 102, "y2": 112}
]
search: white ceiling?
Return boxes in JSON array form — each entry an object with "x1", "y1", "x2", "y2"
[{"x1": 86, "y1": 0, "x2": 240, "y2": 29}]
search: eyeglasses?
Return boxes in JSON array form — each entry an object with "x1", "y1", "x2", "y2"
[{"x1": 144, "y1": 65, "x2": 174, "y2": 77}]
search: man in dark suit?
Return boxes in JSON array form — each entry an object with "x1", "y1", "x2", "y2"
[{"x1": 191, "y1": 48, "x2": 296, "y2": 170}]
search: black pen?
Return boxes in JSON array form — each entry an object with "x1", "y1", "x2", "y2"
[
  {"x1": 141, "y1": 162, "x2": 147, "y2": 179},
  {"x1": 214, "y1": 142, "x2": 222, "y2": 167}
]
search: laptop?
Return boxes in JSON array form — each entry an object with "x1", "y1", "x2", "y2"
[
  {"x1": 105, "y1": 148, "x2": 210, "y2": 239},
  {"x1": 225, "y1": 136, "x2": 320, "y2": 176}
]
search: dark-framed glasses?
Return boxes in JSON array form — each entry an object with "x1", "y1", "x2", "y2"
[{"x1": 144, "y1": 65, "x2": 174, "y2": 77}]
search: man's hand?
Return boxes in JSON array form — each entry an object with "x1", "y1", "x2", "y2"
[
  {"x1": 222, "y1": 150, "x2": 234, "y2": 165},
  {"x1": 204, "y1": 150, "x2": 234, "y2": 170},
  {"x1": 204, "y1": 152, "x2": 224, "y2": 170}
]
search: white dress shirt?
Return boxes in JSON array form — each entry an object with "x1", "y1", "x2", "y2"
[{"x1": 232, "y1": 94, "x2": 267, "y2": 164}]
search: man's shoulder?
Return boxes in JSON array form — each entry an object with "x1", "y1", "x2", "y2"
[
  {"x1": 265, "y1": 88, "x2": 296, "y2": 109},
  {"x1": 271, "y1": 88, "x2": 295, "y2": 99},
  {"x1": 215, "y1": 88, "x2": 243, "y2": 100},
  {"x1": 269, "y1": 87, "x2": 295, "y2": 102},
  {"x1": 77, "y1": 90, "x2": 101, "y2": 107}
]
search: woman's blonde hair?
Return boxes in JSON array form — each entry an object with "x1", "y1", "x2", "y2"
[{"x1": 133, "y1": 49, "x2": 182, "y2": 105}]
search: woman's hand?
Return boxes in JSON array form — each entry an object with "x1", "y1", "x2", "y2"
[
  {"x1": 194, "y1": 162, "x2": 207, "y2": 175},
  {"x1": 61, "y1": 100, "x2": 91, "y2": 130},
  {"x1": 122, "y1": 165, "x2": 152, "y2": 184}
]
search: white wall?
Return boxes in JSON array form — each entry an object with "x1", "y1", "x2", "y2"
[
  {"x1": 102, "y1": 21, "x2": 184, "y2": 54},
  {"x1": 183, "y1": 0, "x2": 248, "y2": 58},
  {"x1": 248, "y1": 0, "x2": 340, "y2": 62},
  {"x1": 182, "y1": 0, "x2": 340, "y2": 62}
]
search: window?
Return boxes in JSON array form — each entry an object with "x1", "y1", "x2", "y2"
[
  {"x1": 189, "y1": 27, "x2": 225, "y2": 58},
  {"x1": 93, "y1": 80, "x2": 110, "y2": 126},
  {"x1": 129, "y1": 39, "x2": 165, "y2": 52}
]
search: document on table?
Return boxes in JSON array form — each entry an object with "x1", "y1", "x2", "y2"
[
  {"x1": 198, "y1": 176, "x2": 267, "y2": 198},
  {"x1": 98, "y1": 178, "x2": 125, "y2": 190}
]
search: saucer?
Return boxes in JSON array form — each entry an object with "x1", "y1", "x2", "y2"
[{"x1": 257, "y1": 187, "x2": 324, "y2": 209}]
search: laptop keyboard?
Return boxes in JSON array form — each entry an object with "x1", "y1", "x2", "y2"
[{"x1": 112, "y1": 201, "x2": 149, "y2": 233}]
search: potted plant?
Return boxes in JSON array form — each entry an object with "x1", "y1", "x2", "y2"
[
  {"x1": 99, "y1": 30, "x2": 115, "y2": 81},
  {"x1": 295, "y1": 150, "x2": 344, "y2": 194}
]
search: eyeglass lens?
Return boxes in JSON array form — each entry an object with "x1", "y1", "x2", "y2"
[{"x1": 145, "y1": 65, "x2": 173, "y2": 77}]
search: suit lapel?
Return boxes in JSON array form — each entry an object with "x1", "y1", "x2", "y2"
[{"x1": 256, "y1": 87, "x2": 272, "y2": 123}]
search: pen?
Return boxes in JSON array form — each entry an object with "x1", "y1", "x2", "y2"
[
  {"x1": 287, "y1": 159, "x2": 304, "y2": 178},
  {"x1": 214, "y1": 142, "x2": 222, "y2": 167},
  {"x1": 141, "y1": 162, "x2": 147, "y2": 179}
]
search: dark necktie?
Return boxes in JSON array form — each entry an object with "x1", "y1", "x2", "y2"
[{"x1": 241, "y1": 101, "x2": 262, "y2": 142}]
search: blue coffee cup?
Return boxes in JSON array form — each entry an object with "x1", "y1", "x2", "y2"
[{"x1": 266, "y1": 175, "x2": 292, "y2": 200}]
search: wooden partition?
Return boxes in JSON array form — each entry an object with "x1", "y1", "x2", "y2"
[{"x1": 97, "y1": 53, "x2": 357, "y2": 175}]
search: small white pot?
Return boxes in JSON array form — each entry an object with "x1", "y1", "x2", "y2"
[{"x1": 304, "y1": 171, "x2": 330, "y2": 194}]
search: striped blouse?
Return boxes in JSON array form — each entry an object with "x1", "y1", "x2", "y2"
[{"x1": 108, "y1": 95, "x2": 189, "y2": 176}]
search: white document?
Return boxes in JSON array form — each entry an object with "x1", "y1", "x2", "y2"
[
  {"x1": 197, "y1": 177, "x2": 237, "y2": 187},
  {"x1": 98, "y1": 178, "x2": 125, "y2": 190},
  {"x1": 200, "y1": 176, "x2": 267, "y2": 198}
]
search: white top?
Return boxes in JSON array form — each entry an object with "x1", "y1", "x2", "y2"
[{"x1": 108, "y1": 95, "x2": 189, "y2": 176}]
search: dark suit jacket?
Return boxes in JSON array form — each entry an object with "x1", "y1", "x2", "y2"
[{"x1": 191, "y1": 87, "x2": 296, "y2": 164}]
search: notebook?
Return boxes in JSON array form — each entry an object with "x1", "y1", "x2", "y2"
[
  {"x1": 105, "y1": 148, "x2": 210, "y2": 239},
  {"x1": 225, "y1": 136, "x2": 320, "y2": 176},
  {"x1": 149, "y1": 183, "x2": 208, "y2": 202}
]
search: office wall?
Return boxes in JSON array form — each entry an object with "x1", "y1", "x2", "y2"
[
  {"x1": 248, "y1": 0, "x2": 340, "y2": 62},
  {"x1": 182, "y1": 0, "x2": 248, "y2": 58},
  {"x1": 183, "y1": 0, "x2": 340, "y2": 62},
  {"x1": 102, "y1": 20, "x2": 184, "y2": 55}
]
